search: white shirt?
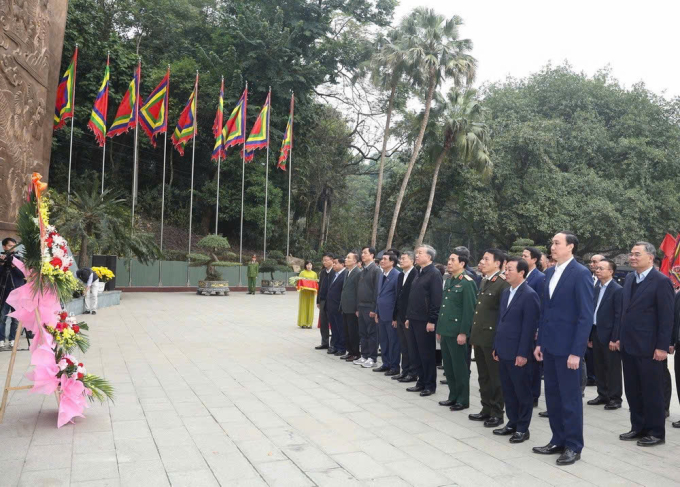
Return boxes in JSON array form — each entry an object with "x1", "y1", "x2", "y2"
[
  {"x1": 549, "y1": 256, "x2": 574, "y2": 298},
  {"x1": 636, "y1": 266, "x2": 653, "y2": 284},
  {"x1": 402, "y1": 267, "x2": 414, "y2": 282},
  {"x1": 526, "y1": 268, "x2": 535, "y2": 280},
  {"x1": 332, "y1": 267, "x2": 345, "y2": 283},
  {"x1": 507, "y1": 281, "x2": 525, "y2": 307},
  {"x1": 594, "y1": 278, "x2": 612, "y2": 324}
]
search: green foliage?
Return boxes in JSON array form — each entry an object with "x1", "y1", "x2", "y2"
[
  {"x1": 197, "y1": 235, "x2": 230, "y2": 254},
  {"x1": 509, "y1": 238, "x2": 546, "y2": 257}
]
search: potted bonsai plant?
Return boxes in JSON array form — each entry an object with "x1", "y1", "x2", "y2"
[
  {"x1": 259, "y1": 250, "x2": 292, "y2": 295},
  {"x1": 189, "y1": 235, "x2": 238, "y2": 296}
]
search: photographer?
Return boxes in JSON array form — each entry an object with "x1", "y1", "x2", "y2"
[
  {"x1": 76, "y1": 267, "x2": 99, "y2": 315},
  {"x1": 0, "y1": 238, "x2": 25, "y2": 348}
]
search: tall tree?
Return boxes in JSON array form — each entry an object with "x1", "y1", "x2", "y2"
[
  {"x1": 416, "y1": 88, "x2": 491, "y2": 246},
  {"x1": 385, "y1": 8, "x2": 476, "y2": 248}
]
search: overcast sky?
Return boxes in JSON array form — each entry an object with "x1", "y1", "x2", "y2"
[{"x1": 393, "y1": 0, "x2": 680, "y2": 98}]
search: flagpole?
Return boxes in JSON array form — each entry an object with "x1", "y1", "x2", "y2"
[
  {"x1": 286, "y1": 92, "x2": 294, "y2": 263},
  {"x1": 263, "y1": 87, "x2": 271, "y2": 260},
  {"x1": 67, "y1": 44, "x2": 78, "y2": 204},
  {"x1": 238, "y1": 81, "x2": 248, "y2": 287},
  {"x1": 187, "y1": 71, "x2": 198, "y2": 287},
  {"x1": 129, "y1": 59, "x2": 140, "y2": 287},
  {"x1": 159, "y1": 65, "x2": 170, "y2": 286},
  {"x1": 215, "y1": 76, "x2": 223, "y2": 235},
  {"x1": 100, "y1": 54, "x2": 109, "y2": 195}
]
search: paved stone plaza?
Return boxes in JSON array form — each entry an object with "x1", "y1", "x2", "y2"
[{"x1": 0, "y1": 292, "x2": 679, "y2": 486}]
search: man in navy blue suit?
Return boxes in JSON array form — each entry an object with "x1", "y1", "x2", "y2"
[
  {"x1": 326, "y1": 257, "x2": 347, "y2": 356},
  {"x1": 522, "y1": 247, "x2": 546, "y2": 407},
  {"x1": 492, "y1": 257, "x2": 540, "y2": 444},
  {"x1": 532, "y1": 232, "x2": 594, "y2": 465},
  {"x1": 587, "y1": 258, "x2": 623, "y2": 410},
  {"x1": 374, "y1": 252, "x2": 402, "y2": 376},
  {"x1": 614, "y1": 242, "x2": 673, "y2": 447}
]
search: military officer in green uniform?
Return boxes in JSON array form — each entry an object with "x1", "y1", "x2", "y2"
[
  {"x1": 247, "y1": 255, "x2": 259, "y2": 294},
  {"x1": 437, "y1": 249, "x2": 478, "y2": 411},
  {"x1": 469, "y1": 249, "x2": 511, "y2": 427}
]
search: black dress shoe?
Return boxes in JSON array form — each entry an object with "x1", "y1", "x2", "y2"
[
  {"x1": 509, "y1": 431, "x2": 530, "y2": 443},
  {"x1": 449, "y1": 403, "x2": 469, "y2": 411},
  {"x1": 437, "y1": 365, "x2": 444, "y2": 370},
  {"x1": 532, "y1": 443, "x2": 565, "y2": 455},
  {"x1": 538, "y1": 411, "x2": 549, "y2": 418},
  {"x1": 373, "y1": 365, "x2": 390, "y2": 373},
  {"x1": 339, "y1": 354, "x2": 350, "y2": 359},
  {"x1": 484, "y1": 417, "x2": 504, "y2": 428},
  {"x1": 673, "y1": 420, "x2": 680, "y2": 428},
  {"x1": 334, "y1": 350, "x2": 345, "y2": 356},
  {"x1": 345, "y1": 355, "x2": 358, "y2": 362},
  {"x1": 407, "y1": 385, "x2": 424, "y2": 392},
  {"x1": 399, "y1": 375, "x2": 418, "y2": 383},
  {"x1": 492, "y1": 425, "x2": 516, "y2": 436},
  {"x1": 391, "y1": 373, "x2": 406, "y2": 380},
  {"x1": 556, "y1": 448, "x2": 580, "y2": 465},
  {"x1": 385, "y1": 369, "x2": 400, "y2": 376},
  {"x1": 586, "y1": 378, "x2": 596, "y2": 386},
  {"x1": 637, "y1": 436, "x2": 665, "y2": 447},
  {"x1": 439, "y1": 399, "x2": 456, "y2": 407},
  {"x1": 604, "y1": 401, "x2": 622, "y2": 410},
  {"x1": 419, "y1": 389, "x2": 435, "y2": 397},
  {"x1": 440, "y1": 379, "x2": 448, "y2": 385},
  {"x1": 315, "y1": 344, "x2": 328, "y2": 350},
  {"x1": 326, "y1": 347, "x2": 337, "y2": 354},
  {"x1": 533, "y1": 398, "x2": 538, "y2": 407},
  {"x1": 468, "y1": 412, "x2": 491, "y2": 422},
  {"x1": 619, "y1": 430, "x2": 644, "y2": 441},
  {"x1": 587, "y1": 396, "x2": 608, "y2": 406}
]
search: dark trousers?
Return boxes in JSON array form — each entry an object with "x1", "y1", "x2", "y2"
[
  {"x1": 622, "y1": 351, "x2": 665, "y2": 439},
  {"x1": 358, "y1": 307, "x2": 377, "y2": 360},
  {"x1": 396, "y1": 318, "x2": 412, "y2": 374},
  {"x1": 405, "y1": 320, "x2": 422, "y2": 379},
  {"x1": 543, "y1": 351, "x2": 584, "y2": 453},
  {"x1": 592, "y1": 336, "x2": 622, "y2": 402},
  {"x1": 663, "y1": 359, "x2": 672, "y2": 413},
  {"x1": 411, "y1": 319, "x2": 436, "y2": 391},
  {"x1": 585, "y1": 346, "x2": 596, "y2": 381},
  {"x1": 529, "y1": 358, "x2": 542, "y2": 400},
  {"x1": 499, "y1": 359, "x2": 533, "y2": 432},
  {"x1": 328, "y1": 309, "x2": 345, "y2": 353},
  {"x1": 343, "y1": 313, "x2": 360, "y2": 357},
  {"x1": 441, "y1": 336, "x2": 469, "y2": 405},
  {"x1": 378, "y1": 319, "x2": 400, "y2": 370},
  {"x1": 474, "y1": 345, "x2": 504, "y2": 419},
  {"x1": 318, "y1": 301, "x2": 330, "y2": 347},
  {"x1": 675, "y1": 352, "x2": 680, "y2": 406},
  {"x1": 0, "y1": 303, "x2": 18, "y2": 342}
]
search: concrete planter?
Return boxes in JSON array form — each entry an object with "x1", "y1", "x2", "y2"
[
  {"x1": 197, "y1": 280, "x2": 230, "y2": 296},
  {"x1": 260, "y1": 279, "x2": 286, "y2": 295}
]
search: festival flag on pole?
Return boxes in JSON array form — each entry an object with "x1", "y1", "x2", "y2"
[
  {"x1": 278, "y1": 94, "x2": 294, "y2": 170},
  {"x1": 87, "y1": 55, "x2": 110, "y2": 146},
  {"x1": 223, "y1": 88, "x2": 247, "y2": 149},
  {"x1": 243, "y1": 92, "x2": 271, "y2": 162},
  {"x1": 54, "y1": 46, "x2": 78, "y2": 130},
  {"x1": 139, "y1": 69, "x2": 170, "y2": 147},
  {"x1": 108, "y1": 62, "x2": 141, "y2": 138},
  {"x1": 211, "y1": 78, "x2": 225, "y2": 161},
  {"x1": 171, "y1": 73, "x2": 198, "y2": 156}
]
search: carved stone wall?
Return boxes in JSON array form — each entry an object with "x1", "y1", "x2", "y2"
[{"x1": 0, "y1": 0, "x2": 67, "y2": 235}]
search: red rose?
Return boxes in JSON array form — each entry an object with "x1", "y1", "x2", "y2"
[
  {"x1": 45, "y1": 237, "x2": 53, "y2": 247},
  {"x1": 59, "y1": 311, "x2": 67, "y2": 320},
  {"x1": 49, "y1": 257, "x2": 62, "y2": 268},
  {"x1": 65, "y1": 358, "x2": 73, "y2": 366},
  {"x1": 77, "y1": 373, "x2": 84, "y2": 379},
  {"x1": 78, "y1": 363, "x2": 83, "y2": 367},
  {"x1": 72, "y1": 325, "x2": 80, "y2": 334}
]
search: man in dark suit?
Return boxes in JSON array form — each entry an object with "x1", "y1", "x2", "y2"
[
  {"x1": 587, "y1": 258, "x2": 623, "y2": 410},
  {"x1": 492, "y1": 257, "x2": 540, "y2": 443},
  {"x1": 393, "y1": 251, "x2": 418, "y2": 382},
  {"x1": 614, "y1": 242, "x2": 673, "y2": 447},
  {"x1": 353, "y1": 246, "x2": 382, "y2": 368},
  {"x1": 522, "y1": 247, "x2": 546, "y2": 407},
  {"x1": 315, "y1": 253, "x2": 335, "y2": 351},
  {"x1": 405, "y1": 244, "x2": 443, "y2": 396},
  {"x1": 326, "y1": 257, "x2": 347, "y2": 357},
  {"x1": 672, "y1": 289, "x2": 680, "y2": 429},
  {"x1": 533, "y1": 231, "x2": 594, "y2": 465},
  {"x1": 374, "y1": 252, "x2": 401, "y2": 376},
  {"x1": 340, "y1": 252, "x2": 362, "y2": 362}
]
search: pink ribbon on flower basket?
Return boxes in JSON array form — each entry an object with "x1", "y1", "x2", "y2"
[
  {"x1": 25, "y1": 344, "x2": 59, "y2": 395},
  {"x1": 6, "y1": 259, "x2": 59, "y2": 352},
  {"x1": 57, "y1": 377, "x2": 90, "y2": 428}
]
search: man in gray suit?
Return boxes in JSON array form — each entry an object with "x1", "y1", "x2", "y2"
[
  {"x1": 341, "y1": 252, "x2": 362, "y2": 362},
  {"x1": 354, "y1": 246, "x2": 382, "y2": 368}
]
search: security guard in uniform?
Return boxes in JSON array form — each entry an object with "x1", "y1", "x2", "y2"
[
  {"x1": 437, "y1": 250, "x2": 478, "y2": 411},
  {"x1": 470, "y1": 249, "x2": 510, "y2": 427}
]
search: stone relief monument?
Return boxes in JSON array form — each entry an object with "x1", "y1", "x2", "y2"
[{"x1": 0, "y1": 0, "x2": 67, "y2": 234}]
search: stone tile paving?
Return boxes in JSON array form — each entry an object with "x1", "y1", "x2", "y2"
[{"x1": 0, "y1": 292, "x2": 678, "y2": 486}]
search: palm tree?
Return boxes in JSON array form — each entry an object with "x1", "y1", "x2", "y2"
[
  {"x1": 416, "y1": 88, "x2": 492, "y2": 247},
  {"x1": 385, "y1": 8, "x2": 476, "y2": 249},
  {"x1": 52, "y1": 183, "x2": 161, "y2": 267},
  {"x1": 363, "y1": 29, "x2": 412, "y2": 248}
]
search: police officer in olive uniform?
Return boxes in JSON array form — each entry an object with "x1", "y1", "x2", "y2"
[
  {"x1": 469, "y1": 249, "x2": 511, "y2": 428},
  {"x1": 437, "y1": 249, "x2": 478, "y2": 411}
]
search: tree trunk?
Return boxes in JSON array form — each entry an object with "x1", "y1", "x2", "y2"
[
  {"x1": 371, "y1": 83, "x2": 397, "y2": 248},
  {"x1": 386, "y1": 74, "x2": 437, "y2": 249},
  {"x1": 319, "y1": 196, "x2": 327, "y2": 249},
  {"x1": 416, "y1": 146, "x2": 449, "y2": 247},
  {"x1": 78, "y1": 234, "x2": 89, "y2": 268}
]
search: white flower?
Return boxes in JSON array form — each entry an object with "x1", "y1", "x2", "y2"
[
  {"x1": 52, "y1": 235, "x2": 66, "y2": 247},
  {"x1": 77, "y1": 366, "x2": 86, "y2": 376},
  {"x1": 52, "y1": 247, "x2": 65, "y2": 259},
  {"x1": 58, "y1": 359, "x2": 68, "y2": 371}
]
